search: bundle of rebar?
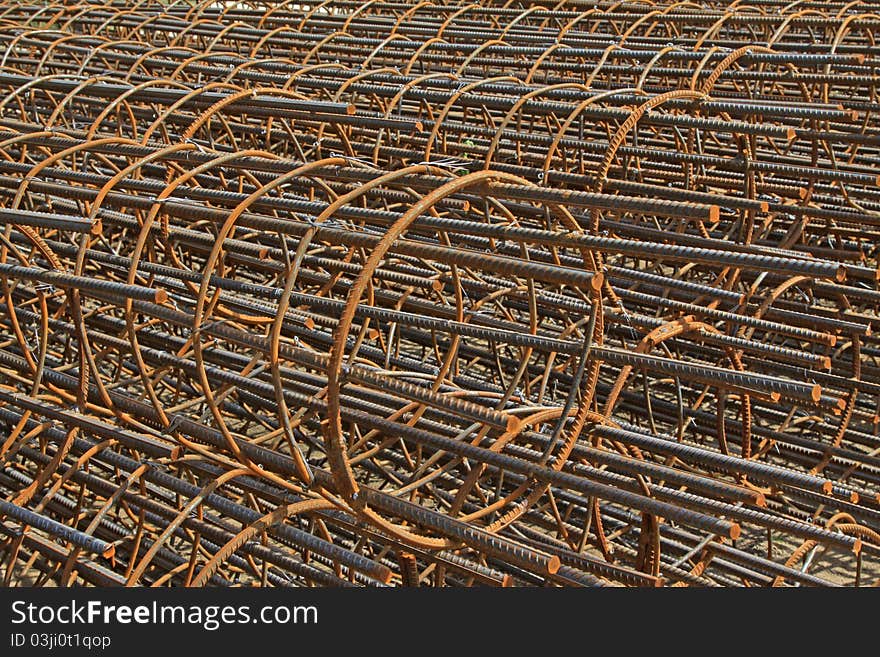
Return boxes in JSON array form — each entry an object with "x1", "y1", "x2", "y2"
[{"x1": 0, "y1": 0, "x2": 878, "y2": 587}]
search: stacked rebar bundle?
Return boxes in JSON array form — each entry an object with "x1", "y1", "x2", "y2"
[{"x1": 0, "y1": 0, "x2": 878, "y2": 587}]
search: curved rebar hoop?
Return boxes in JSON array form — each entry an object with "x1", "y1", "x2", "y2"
[
  {"x1": 0, "y1": 0, "x2": 877, "y2": 589},
  {"x1": 323, "y1": 169, "x2": 602, "y2": 548}
]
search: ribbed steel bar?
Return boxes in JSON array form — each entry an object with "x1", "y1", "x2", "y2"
[{"x1": 0, "y1": 0, "x2": 877, "y2": 588}]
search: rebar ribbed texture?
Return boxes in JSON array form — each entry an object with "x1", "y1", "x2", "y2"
[{"x1": 0, "y1": 0, "x2": 879, "y2": 588}]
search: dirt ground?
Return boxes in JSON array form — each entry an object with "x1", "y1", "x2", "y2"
[{"x1": 735, "y1": 527, "x2": 880, "y2": 587}]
